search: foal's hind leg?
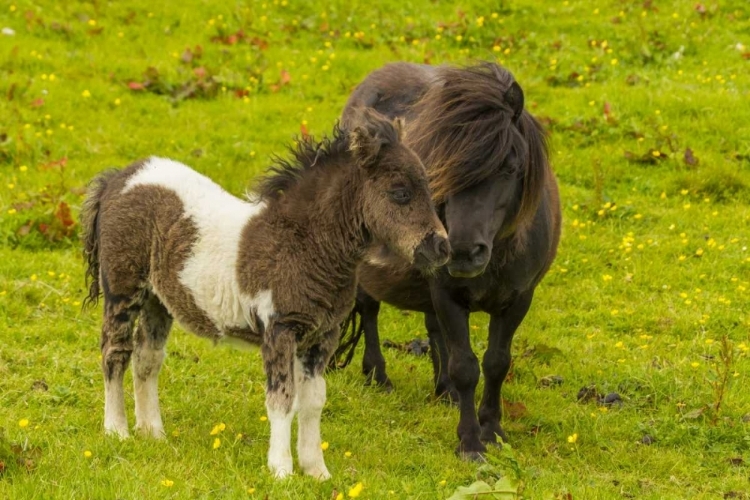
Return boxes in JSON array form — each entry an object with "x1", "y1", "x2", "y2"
[
  {"x1": 133, "y1": 293, "x2": 172, "y2": 439},
  {"x1": 425, "y1": 312, "x2": 458, "y2": 404},
  {"x1": 297, "y1": 328, "x2": 338, "y2": 481},
  {"x1": 359, "y1": 293, "x2": 392, "y2": 390},
  {"x1": 262, "y1": 322, "x2": 299, "y2": 479},
  {"x1": 101, "y1": 296, "x2": 139, "y2": 438},
  {"x1": 478, "y1": 291, "x2": 534, "y2": 445}
]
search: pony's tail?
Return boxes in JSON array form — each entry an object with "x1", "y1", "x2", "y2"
[
  {"x1": 328, "y1": 302, "x2": 365, "y2": 370},
  {"x1": 80, "y1": 169, "x2": 119, "y2": 309}
]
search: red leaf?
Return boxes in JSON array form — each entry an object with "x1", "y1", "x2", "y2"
[
  {"x1": 193, "y1": 67, "x2": 207, "y2": 79},
  {"x1": 127, "y1": 81, "x2": 145, "y2": 91},
  {"x1": 300, "y1": 122, "x2": 309, "y2": 139},
  {"x1": 250, "y1": 37, "x2": 269, "y2": 50},
  {"x1": 603, "y1": 101, "x2": 612, "y2": 118},
  {"x1": 234, "y1": 89, "x2": 249, "y2": 98},
  {"x1": 502, "y1": 399, "x2": 528, "y2": 420},
  {"x1": 30, "y1": 98, "x2": 45, "y2": 108},
  {"x1": 40, "y1": 157, "x2": 68, "y2": 170},
  {"x1": 38, "y1": 222, "x2": 49, "y2": 235},
  {"x1": 55, "y1": 202, "x2": 75, "y2": 228},
  {"x1": 280, "y1": 70, "x2": 291, "y2": 86}
]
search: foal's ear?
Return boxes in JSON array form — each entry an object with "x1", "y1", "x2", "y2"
[
  {"x1": 349, "y1": 125, "x2": 382, "y2": 167},
  {"x1": 349, "y1": 109, "x2": 402, "y2": 167},
  {"x1": 505, "y1": 81, "x2": 524, "y2": 122}
]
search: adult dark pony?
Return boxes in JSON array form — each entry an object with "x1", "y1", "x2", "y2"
[{"x1": 335, "y1": 62, "x2": 561, "y2": 459}]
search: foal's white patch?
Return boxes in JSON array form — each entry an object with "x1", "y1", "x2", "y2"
[{"x1": 123, "y1": 157, "x2": 275, "y2": 334}]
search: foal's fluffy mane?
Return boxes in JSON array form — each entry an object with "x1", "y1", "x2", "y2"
[{"x1": 256, "y1": 124, "x2": 350, "y2": 201}]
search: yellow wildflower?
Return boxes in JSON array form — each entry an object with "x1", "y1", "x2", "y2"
[{"x1": 348, "y1": 482, "x2": 364, "y2": 498}]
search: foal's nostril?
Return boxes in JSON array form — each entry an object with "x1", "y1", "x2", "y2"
[{"x1": 434, "y1": 237, "x2": 450, "y2": 259}]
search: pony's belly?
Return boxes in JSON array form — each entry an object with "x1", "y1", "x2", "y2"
[{"x1": 358, "y1": 263, "x2": 434, "y2": 313}]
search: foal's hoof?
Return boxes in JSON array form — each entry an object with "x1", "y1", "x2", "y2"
[
  {"x1": 303, "y1": 466, "x2": 331, "y2": 481},
  {"x1": 135, "y1": 425, "x2": 166, "y2": 440},
  {"x1": 104, "y1": 426, "x2": 130, "y2": 440},
  {"x1": 270, "y1": 467, "x2": 294, "y2": 480}
]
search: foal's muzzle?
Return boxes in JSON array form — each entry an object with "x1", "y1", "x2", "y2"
[{"x1": 414, "y1": 232, "x2": 451, "y2": 270}]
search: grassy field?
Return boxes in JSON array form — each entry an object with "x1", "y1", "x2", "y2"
[{"x1": 1, "y1": 0, "x2": 750, "y2": 498}]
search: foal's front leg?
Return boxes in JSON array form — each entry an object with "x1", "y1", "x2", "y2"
[
  {"x1": 262, "y1": 323, "x2": 299, "y2": 479},
  {"x1": 296, "y1": 328, "x2": 338, "y2": 481}
]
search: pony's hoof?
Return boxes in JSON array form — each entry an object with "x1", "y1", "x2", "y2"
[
  {"x1": 480, "y1": 427, "x2": 508, "y2": 446},
  {"x1": 364, "y1": 371, "x2": 394, "y2": 392},
  {"x1": 458, "y1": 450, "x2": 487, "y2": 463},
  {"x1": 435, "y1": 387, "x2": 460, "y2": 406}
]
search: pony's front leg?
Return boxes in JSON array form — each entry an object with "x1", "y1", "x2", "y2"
[
  {"x1": 478, "y1": 291, "x2": 534, "y2": 445},
  {"x1": 296, "y1": 329, "x2": 338, "y2": 481},
  {"x1": 262, "y1": 323, "x2": 298, "y2": 479},
  {"x1": 429, "y1": 284, "x2": 485, "y2": 460}
]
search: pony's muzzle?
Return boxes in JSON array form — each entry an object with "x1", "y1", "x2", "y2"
[
  {"x1": 447, "y1": 242, "x2": 490, "y2": 278},
  {"x1": 414, "y1": 232, "x2": 451, "y2": 269}
]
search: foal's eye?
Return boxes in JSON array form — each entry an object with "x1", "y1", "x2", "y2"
[{"x1": 388, "y1": 187, "x2": 412, "y2": 205}]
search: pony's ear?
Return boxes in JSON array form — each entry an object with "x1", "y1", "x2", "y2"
[
  {"x1": 393, "y1": 117, "x2": 406, "y2": 141},
  {"x1": 349, "y1": 125, "x2": 382, "y2": 167},
  {"x1": 505, "y1": 81, "x2": 524, "y2": 122}
]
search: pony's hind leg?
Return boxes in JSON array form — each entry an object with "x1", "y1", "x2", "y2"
[
  {"x1": 296, "y1": 329, "x2": 338, "y2": 481},
  {"x1": 101, "y1": 296, "x2": 139, "y2": 438},
  {"x1": 262, "y1": 322, "x2": 298, "y2": 479},
  {"x1": 359, "y1": 293, "x2": 392, "y2": 390},
  {"x1": 133, "y1": 293, "x2": 172, "y2": 439},
  {"x1": 425, "y1": 312, "x2": 459, "y2": 404}
]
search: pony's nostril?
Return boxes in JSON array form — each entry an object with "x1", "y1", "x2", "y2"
[{"x1": 470, "y1": 244, "x2": 488, "y2": 259}]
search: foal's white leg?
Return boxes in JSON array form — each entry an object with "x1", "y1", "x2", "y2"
[
  {"x1": 101, "y1": 303, "x2": 137, "y2": 439},
  {"x1": 267, "y1": 400, "x2": 297, "y2": 479},
  {"x1": 263, "y1": 324, "x2": 298, "y2": 479},
  {"x1": 132, "y1": 295, "x2": 172, "y2": 439},
  {"x1": 133, "y1": 346, "x2": 166, "y2": 438},
  {"x1": 297, "y1": 373, "x2": 329, "y2": 480},
  {"x1": 104, "y1": 378, "x2": 130, "y2": 438}
]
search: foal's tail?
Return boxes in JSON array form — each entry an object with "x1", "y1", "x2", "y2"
[
  {"x1": 80, "y1": 169, "x2": 119, "y2": 309},
  {"x1": 328, "y1": 302, "x2": 366, "y2": 370}
]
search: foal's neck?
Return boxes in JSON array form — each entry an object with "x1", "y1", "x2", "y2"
[{"x1": 280, "y1": 158, "x2": 368, "y2": 272}]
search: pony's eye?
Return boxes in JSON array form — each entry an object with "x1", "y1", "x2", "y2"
[{"x1": 388, "y1": 188, "x2": 412, "y2": 205}]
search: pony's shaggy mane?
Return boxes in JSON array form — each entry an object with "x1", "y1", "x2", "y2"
[{"x1": 407, "y1": 62, "x2": 549, "y2": 238}]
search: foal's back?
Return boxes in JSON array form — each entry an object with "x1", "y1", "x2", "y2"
[{"x1": 96, "y1": 157, "x2": 267, "y2": 339}]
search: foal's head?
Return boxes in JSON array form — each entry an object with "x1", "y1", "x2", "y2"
[{"x1": 349, "y1": 108, "x2": 450, "y2": 271}]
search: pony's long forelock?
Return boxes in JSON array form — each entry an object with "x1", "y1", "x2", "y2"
[{"x1": 406, "y1": 62, "x2": 549, "y2": 237}]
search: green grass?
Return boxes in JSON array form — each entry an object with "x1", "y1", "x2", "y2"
[{"x1": 1, "y1": 0, "x2": 750, "y2": 498}]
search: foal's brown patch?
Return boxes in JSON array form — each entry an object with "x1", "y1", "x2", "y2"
[{"x1": 92, "y1": 166, "x2": 220, "y2": 339}]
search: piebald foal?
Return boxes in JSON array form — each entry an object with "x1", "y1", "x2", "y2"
[{"x1": 81, "y1": 111, "x2": 449, "y2": 479}]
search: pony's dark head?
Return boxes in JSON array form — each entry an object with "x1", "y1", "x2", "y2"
[
  {"x1": 349, "y1": 108, "x2": 450, "y2": 271},
  {"x1": 407, "y1": 62, "x2": 548, "y2": 278}
]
